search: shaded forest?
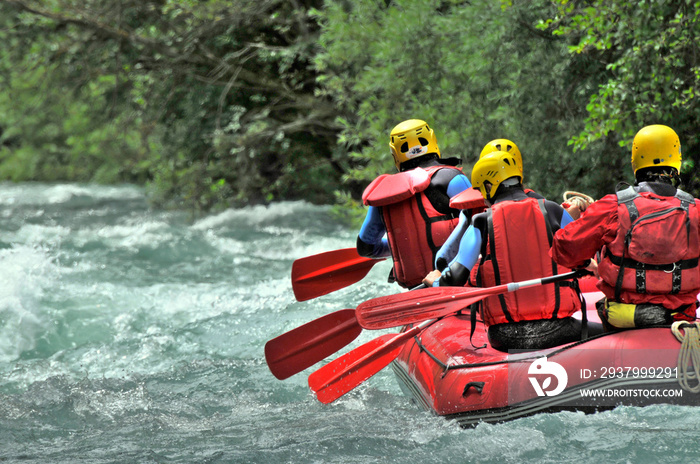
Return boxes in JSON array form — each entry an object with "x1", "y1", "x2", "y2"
[{"x1": 0, "y1": 0, "x2": 697, "y2": 219}]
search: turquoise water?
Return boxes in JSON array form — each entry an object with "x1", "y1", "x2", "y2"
[{"x1": 1, "y1": 182, "x2": 698, "y2": 463}]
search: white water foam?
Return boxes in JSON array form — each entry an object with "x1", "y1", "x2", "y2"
[
  {"x1": 89, "y1": 218, "x2": 176, "y2": 250},
  {"x1": 0, "y1": 182, "x2": 143, "y2": 206},
  {"x1": 191, "y1": 201, "x2": 325, "y2": 230},
  {"x1": 0, "y1": 245, "x2": 58, "y2": 362}
]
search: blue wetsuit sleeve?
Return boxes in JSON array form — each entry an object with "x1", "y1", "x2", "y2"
[
  {"x1": 357, "y1": 206, "x2": 391, "y2": 258},
  {"x1": 446, "y1": 174, "x2": 472, "y2": 199},
  {"x1": 435, "y1": 210, "x2": 470, "y2": 270},
  {"x1": 560, "y1": 209, "x2": 575, "y2": 229},
  {"x1": 434, "y1": 225, "x2": 482, "y2": 287},
  {"x1": 452, "y1": 225, "x2": 482, "y2": 270}
]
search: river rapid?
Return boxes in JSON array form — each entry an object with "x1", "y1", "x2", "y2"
[{"x1": 1, "y1": 182, "x2": 698, "y2": 463}]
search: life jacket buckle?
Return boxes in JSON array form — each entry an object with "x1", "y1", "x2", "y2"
[{"x1": 664, "y1": 262, "x2": 680, "y2": 274}]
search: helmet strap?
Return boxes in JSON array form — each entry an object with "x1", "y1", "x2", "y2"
[{"x1": 483, "y1": 181, "x2": 494, "y2": 202}]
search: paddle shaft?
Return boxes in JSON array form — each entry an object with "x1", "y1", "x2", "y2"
[
  {"x1": 502, "y1": 270, "x2": 580, "y2": 292},
  {"x1": 356, "y1": 270, "x2": 584, "y2": 330}
]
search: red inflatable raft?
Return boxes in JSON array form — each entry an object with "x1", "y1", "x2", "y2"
[{"x1": 390, "y1": 288, "x2": 700, "y2": 427}]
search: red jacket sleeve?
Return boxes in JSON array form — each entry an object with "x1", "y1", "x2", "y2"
[{"x1": 550, "y1": 194, "x2": 620, "y2": 269}]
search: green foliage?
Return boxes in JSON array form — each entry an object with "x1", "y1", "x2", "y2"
[
  {"x1": 315, "y1": 0, "x2": 617, "y2": 208},
  {"x1": 0, "y1": 0, "x2": 342, "y2": 213},
  {"x1": 0, "y1": 0, "x2": 697, "y2": 214},
  {"x1": 540, "y1": 0, "x2": 700, "y2": 196},
  {"x1": 0, "y1": 7, "x2": 152, "y2": 184}
]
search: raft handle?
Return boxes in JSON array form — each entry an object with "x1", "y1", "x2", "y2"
[{"x1": 463, "y1": 381, "x2": 485, "y2": 396}]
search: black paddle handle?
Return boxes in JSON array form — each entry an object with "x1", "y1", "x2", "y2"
[
  {"x1": 509, "y1": 269, "x2": 589, "y2": 292},
  {"x1": 540, "y1": 269, "x2": 589, "y2": 285}
]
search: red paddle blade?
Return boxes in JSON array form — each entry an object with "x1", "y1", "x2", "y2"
[
  {"x1": 308, "y1": 332, "x2": 407, "y2": 404},
  {"x1": 355, "y1": 285, "x2": 501, "y2": 330},
  {"x1": 292, "y1": 248, "x2": 385, "y2": 301},
  {"x1": 265, "y1": 309, "x2": 362, "y2": 380}
]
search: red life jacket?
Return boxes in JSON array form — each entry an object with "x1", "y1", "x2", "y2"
[
  {"x1": 597, "y1": 186, "x2": 700, "y2": 303},
  {"x1": 362, "y1": 165, "x2": 462, "y2": 288},
  {"x1": 473, "y1": 198, "x2": 580, "y2": 326}
]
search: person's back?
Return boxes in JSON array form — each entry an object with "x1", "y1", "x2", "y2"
[
  {"x1": 598, "y1": 182, "x2": 699, "y2": 305},
  {"x1": 433, "y1": 138, "x2": 593, "y2": 273},
  {"x1": 356, "y1": 119, "x2": 471, "y2": 288},
  {"x1": 551, "y1": 124, "x2": 700, "y2": 330},
  {"x1": 424, "y1": 152, "x2": 584, "y2": 351}
]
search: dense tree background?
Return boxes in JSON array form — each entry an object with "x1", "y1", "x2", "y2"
[
  {"x1": 0, "y1": 0, "x2": 697, "y2": 219},
  {"x1": 0, "y1": 0, "x2": 342, "y2": 213}
]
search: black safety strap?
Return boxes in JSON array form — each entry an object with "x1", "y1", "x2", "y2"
[
  {"x1": 469, "y1": 304, "x2": 487, "y2": 350},
  {"x1": 486, "y1": 208, "x2": 513, "y2": 322},
  {"x1": 415, "y1": 191, "x2": 459, "y2": 260},
  {"x1": 538, "y1": 199, "x2": 561, "y2": 318}
]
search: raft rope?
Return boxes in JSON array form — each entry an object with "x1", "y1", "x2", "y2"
[{"x1": 671, "y1": 321, "x2": 700, "y2": 393}]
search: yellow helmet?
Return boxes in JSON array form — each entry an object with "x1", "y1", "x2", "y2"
[
  {"x1": 631, "y1": 125, "x2": 682, "y2": 174},
  {"x1": 479, "y1": 139, "x2": 523, "y2": 175},
  {"x1": 471, "y1": 151, "x2": 522, "y2": 200},
  {"x1": 389, "y1": 119, "x2": 440, "y2": 171}
]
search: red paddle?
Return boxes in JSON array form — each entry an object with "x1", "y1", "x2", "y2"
[
  {"x1": 292, "y1": 248, "x2": 386, "y2": 301},
  {"x1": 308, "y1": 270, "x2": 585, "y2": 404},
  {"x1": 308, "y1": 320, "x2": 434, "y2": 404},
  {"x1": 266, "y1": 284, "x2": 427, "y2": 380},
  {"x1": 356, "y1": 270, "x2": 583, "y2": 330},
  {"x1": 264, "y1": 309, "x2": 362, "y2": 380}
]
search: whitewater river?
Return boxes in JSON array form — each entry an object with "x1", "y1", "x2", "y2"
[{"x1": 1, "y1": 182, "x2": 699, "y2": 463}]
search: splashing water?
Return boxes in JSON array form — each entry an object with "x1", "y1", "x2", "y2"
[{"x1": 0, "y1": 182, "x2": 699, "y2": 463}]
